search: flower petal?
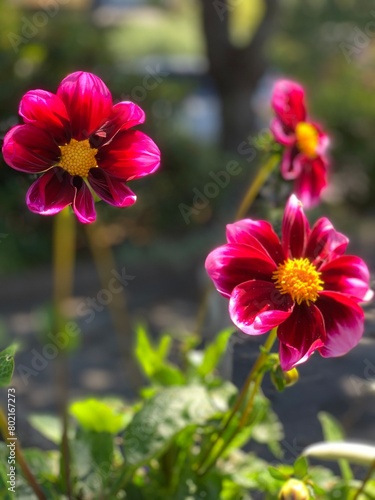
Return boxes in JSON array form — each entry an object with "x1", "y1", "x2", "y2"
[
  {"x1": 293, "y1": 156, "x2": 328, "y2": 208},
  {"x1": 320, "y1": 256, "x2": 373, "y2": 302},
  {"x1": 26, "y1": 167, "x2": 74, "y2": 215},
  {"x1": 96, "y1": 101, "x2": 146, "y2": 145},
  {"x1": 277, "y1": 302, "x2": 326, "y2": 371},
  {"x1": 71, "y1": 178, "x2": 96, "y2": 224},
  {"x1": 229, "y1": 280, "x2": 294, "y2": 336},
  {"x1": 282, "y1": 194, "x2": 309, "y2": 259},
  {"x1": 57, "y1": 71, "x2": 112, "y2": 140},
  {"x1": 19, "y1": 90, "x2": 70, "y2": 143},
  {"x1": 205, "y1": 244, "x2": 277, "y2": 298},
  {"x1": 280, "y1": 148, "x2": 302, "y2": 180},
  {"x1": 317, "y1": 291, "x2": 365, "y2": 358},
  {"x1": 226, "y1": 219, "x2": 284, "y2": 265},
  {"x1": 271, "y1": 80, "x2": 306, "y2": 130},
  {"x1": 270, "y1": 118, "x2": 295, "y2": 146},
  {"x1": 97, "y1": 130, "x2": 160, "y2": 180},
  {"x1": 305, "y1": 217, "x2": 349, "y2": 267},
  {"x1": 2, "y1": 124, "x2": 60, "y2": 173},
  {"x1": 88, "y1": 168, "x2": 137, "y2": 207}
]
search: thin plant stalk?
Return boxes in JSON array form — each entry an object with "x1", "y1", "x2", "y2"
[
  {"x1": 235, "y1": 153, "x2": 280, "y2": 220},
  {"x1": 0, "y1": 407, "x2": 46, "y2": 499},
  {"x1": 194, "y1": 153, "x2": 280, "y2": 338},
  {"x1": 197, "y1": 328, "x2": 277, "y2": 474},
  {"x1": 353, "y1": 459, "x2": 375, "y2": 500},
  {"x1": 53, "y1": 207, "x2": 76, "y2": 498},
  {"x1": 85, "y1": 222, "x2": 142, "y2": 390}
]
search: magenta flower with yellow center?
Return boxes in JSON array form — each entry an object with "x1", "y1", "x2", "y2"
[
  {"x1": 271, "y1": 79, "x2": 329, "y2": 208},
  {"x1": 205, "y1": 195, "x2": 373, "y2": 371},
  {"x1": 2, "y1": 71, "x2": 160, "y2": 223}
]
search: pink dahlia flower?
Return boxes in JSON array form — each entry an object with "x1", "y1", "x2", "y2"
[
  {"x1": 271, "y1": 79, "x2": 329, "y2": 208},
  {"x1": 2, "y1": 71, "x2": 160, "y2": 223},
  {"x1": 205, "y1": 195, "x2": 373, "y2": 371}
]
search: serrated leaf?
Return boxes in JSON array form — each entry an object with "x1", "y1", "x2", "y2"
[
  {"x1": 0, "y1": 344, "x2": 18, "y2": 387},
  {"x1": 70, "y1": 399, "x2": 128, "y2": 434},
  {"x1": 198, "y1": 328, "x2": 234, "y2": 378},
  {"x1": 123, "y1": 386, "x2": 218, "y2": 466}
]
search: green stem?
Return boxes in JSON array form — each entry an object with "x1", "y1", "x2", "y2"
[
  {"x1": 53, "y1": 208, "x2": 76, "y2": 499},
  {"x1": 85, "y1": 223, "x2": 141, "y2": 389},
  {"x1": 353, "y1": 459, "x2": 375, "y2": 500},
  {"x1": 235, "y1": 153, "x2": 280, "y2": 220},
  {"x1": 0, "y1": 407, "x2": 46, "y2": 499},
  {"x1": 197, "y1": 329, "x2": 277, "y2": 475}
]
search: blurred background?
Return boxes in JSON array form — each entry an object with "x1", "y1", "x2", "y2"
[{"x1": 0, "y1": 0, "x2": 375, "y2": 454}]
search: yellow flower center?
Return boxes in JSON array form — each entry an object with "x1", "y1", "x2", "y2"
[
  {"x1": 295, "y1": 122, "x2": 319, "y2": 158},
  {"x1": 272, "y1": 258, "x2": 324, "y2": 305},
  {"x1": 58, "y1": 139, "x2": 98, "y2": 177}
]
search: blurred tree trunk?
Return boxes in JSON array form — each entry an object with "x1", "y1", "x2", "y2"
[{"x1": 199, "y1": 0, "x2": 278, "y2": 151}]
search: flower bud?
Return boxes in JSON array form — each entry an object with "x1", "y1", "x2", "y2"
[
  {"x1": 271, "y1": 366, "x2": 299, "y2": 391},
  {"x1": 284, "y1": 367, "x2": 299, "y2": 387},
  {"x1": 279, "y1": 479, "x2": 310, "y2": 499}
]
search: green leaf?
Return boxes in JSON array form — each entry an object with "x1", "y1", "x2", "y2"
[
  {"x1": 135, "y1": 326, "x2": 185, "y2": 386},
  {"x1": 318, "y1": 412, "x2": 345, "y2": 442},
  {"x1": 318, "y1": 412, "x2": 353, "y2": 481},
  {"x1": 293, "y1": 456, "x2": 309, "y2": 479},
  {"x1": 197, "y1": 328, "x2": 234, "y2": 378},
  {"x1": 70, "y1": 399, "x2": 128, "y2": 434},
  {"x1": 29, "y1": 414, "x2": 63, "y2": 445},
  {"x1": 123, "y1": 386, "x2": 219, "y2": 466},
  {"x1": 268, "y1": 466, "x2": 290, "y2": 481},
  {"x1": 0, "y1": 344, "x2": 18, "y2": 387}
]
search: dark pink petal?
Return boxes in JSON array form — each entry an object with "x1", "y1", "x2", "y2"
[
  {"x1": 226, "y1": 219, "x2": 284, "y2": 265},
  {"x1": 88, "y1": 168, "x2": 137, "y2": 207},
  {"x1": 282, "y1": 194, "x2": 309, "y2": 259},
  {"x1": 271, "y1": 80, "x2": 306, "y2": 130},
  {"x1": 19, "y1": 90, "x2": 70, "y2": 143},
  {"x1": 26, "y1": 167, "x2": 74, "y2": 215},
  {"x1": 229, "y1": 280, "x2": 294, "y2": 336},
  {"x1": 57, "y1": 72, "x2": 112, "y2": 140},
  {"x1": 2, "y1": 125, "x2": 60, "y2": 173},
  {"x1": 96, "y1": 101, "x2": 146, "y2": 145},
  {"x1": 205, "y1": 244, "x2": 277, "y2": 298},
  {"x1": 270, "y1": 118, "x2": 295, "y2": 146},
  {"x1": 320, "y1": 256, "x2": 373, "y2": 302},
  {"x1": 280, "y1": 148, "x2": 302, "y2": 180},
  {"x1": 293, "y1": 156, "x2": 328, "y2": 208},
  {"x1": 305, "y1": 217, "x2": 348, "y2": 267},
  {"x1": 277, "y1": 302, "x2": 326, "y2": 371},
  {"x1": 317, "y1": 291, "x2": 365, "y2": 358},
  {"x1": 71, "y1": 178, "x2": 96, "y2": 224},
  {"x1": 97, "y1": 130, "x2": 160, "y2": 180}
]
